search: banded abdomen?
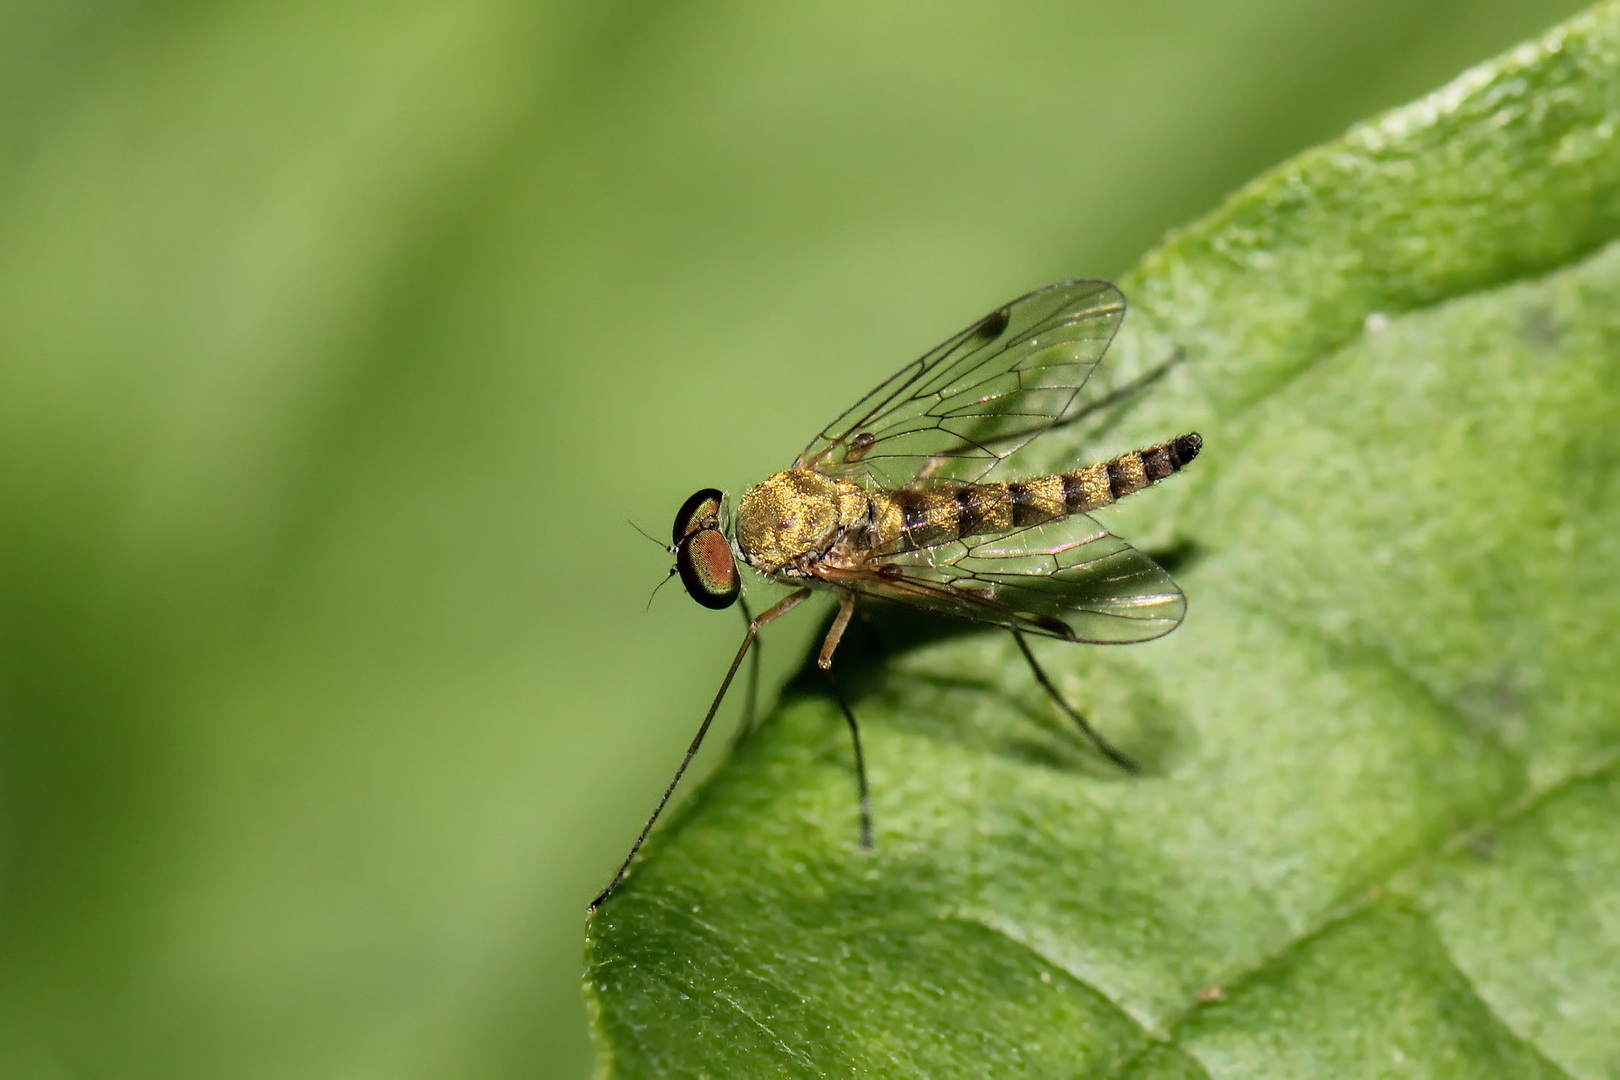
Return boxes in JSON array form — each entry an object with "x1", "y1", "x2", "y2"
[{"x1": 872, "y1": 432, "x2": 1201, "y2": 554}]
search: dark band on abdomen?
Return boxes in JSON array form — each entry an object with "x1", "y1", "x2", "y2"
[
  {"x1": 954, "y1": 485, "x2": 985, "y2": 537},
  {"x1": 895, "y1": 488, "x2": 931, "y2": 536},
  {"x1": 878, "y1": 432, "x2": 1201, "y2": 554},
  {"x1": 1105, "y1": 459, "x2": 1131, "y2": 500},
  {"x1": 1004, "y1": 482, "x2": 1037, "y2": 527},
  {"x1": 1142, "y1": 444, "x2": 1174, "y2": 481},
  {"x1": 1061, "y1": 472, "x2": 1083, "y2": 509}
]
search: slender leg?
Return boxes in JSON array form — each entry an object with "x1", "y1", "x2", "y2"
[
  {"x1": 818, "y1": 591, "x2": 857, "y2": 670},
  {"x1": 589, "y1": 587, "x2": 811, "y2": 911},
  {"x1": 816, "y1": 592, "x2": 874, "y2": 849},
  {"x1": 1011, "y1": 630, "x2": 1140, "y2": 774},
  {"x1": 822, "y1": 667, "x2": 874, "y2": 850},
  {"x1": 730, "y1": 596, "x2": 764, "y2": 747}
]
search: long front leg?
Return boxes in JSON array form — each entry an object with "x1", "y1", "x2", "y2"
[
  {"x1": 589, "y1": 587, "x2": 811, "y2": 911},
  {"x1": 729, "y1": 595, "x2": 765, "y2": 748}
]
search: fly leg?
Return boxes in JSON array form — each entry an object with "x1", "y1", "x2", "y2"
[
  {"x1": 822, "y1": 671, "x2": 875, "y2": 850},
  {"x1": 728, "y1": 595, "x2": 765, "y2": 749},
  {"x1": 1011, "y1": 629, "x2": 1140, "y2": 774},
  {"x1": 590, "y1": 587, "x2": 811, "y2": 911},
  {"x1": 818, "y1": 592, "x2": 874, "y2": 850}
]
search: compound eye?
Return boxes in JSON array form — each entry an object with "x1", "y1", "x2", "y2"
[
  {"x1": 673, "y1": 488, "x2": 726, "y2": 545},
  {"x1": 676, "y1": 528, "x2": 739, "y2": 609}
]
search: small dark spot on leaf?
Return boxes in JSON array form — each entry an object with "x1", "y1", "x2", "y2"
[{"x1": 1519, "y1": 304, "x2": 1562, "y2": 347}]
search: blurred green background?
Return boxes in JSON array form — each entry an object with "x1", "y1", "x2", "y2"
[{"x1": 0, "y1": 1, "x2": 1586, "y2": 1076}]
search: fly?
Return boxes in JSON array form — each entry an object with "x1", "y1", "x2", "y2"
[{"x1": 590, "y1": 280, "x2": 1200, "y2": 910}]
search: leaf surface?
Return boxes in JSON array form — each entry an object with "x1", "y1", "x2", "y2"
[{"x1": 586, "y1": 6, "x2": 1620, "y2": 1076}]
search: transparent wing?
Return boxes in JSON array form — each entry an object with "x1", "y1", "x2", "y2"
[
  {"x1": 820, "y1": 513, "x2": 1184, "y2": 644},
  {"x1": 795, "y1": 281, "x2": 1126, "y2": 487}
]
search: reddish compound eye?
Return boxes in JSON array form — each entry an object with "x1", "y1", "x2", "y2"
[
  {"x1": 672, "y1": 488, "x2": 725, "y2": 545},
  {"x1": 676, "y1": 528, "x2": 739, "y2": 609}
]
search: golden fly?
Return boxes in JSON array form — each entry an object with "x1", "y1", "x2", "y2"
[{"x1": 591, "y1": 280, "x2": 1200, "y2": 910}]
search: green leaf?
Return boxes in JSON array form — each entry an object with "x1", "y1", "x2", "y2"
[{"x1": 586, "y1": 4, "x2": 1620, "y2": 1077}]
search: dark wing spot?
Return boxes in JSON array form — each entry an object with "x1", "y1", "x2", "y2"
[
  {"x1": 1031, "y1": 614, "x2": 1072, "y2": 638},
  {"x1": 846, "y1": 431, "x2": 876, "y2": 462},
  {"x1": 975, "y1": 305, "x2": 1011, "y2": 340}
]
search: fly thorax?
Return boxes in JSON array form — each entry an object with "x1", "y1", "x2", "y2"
[{"x1": 736, "y1": 470, "x2": 865, "y2": 574}]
